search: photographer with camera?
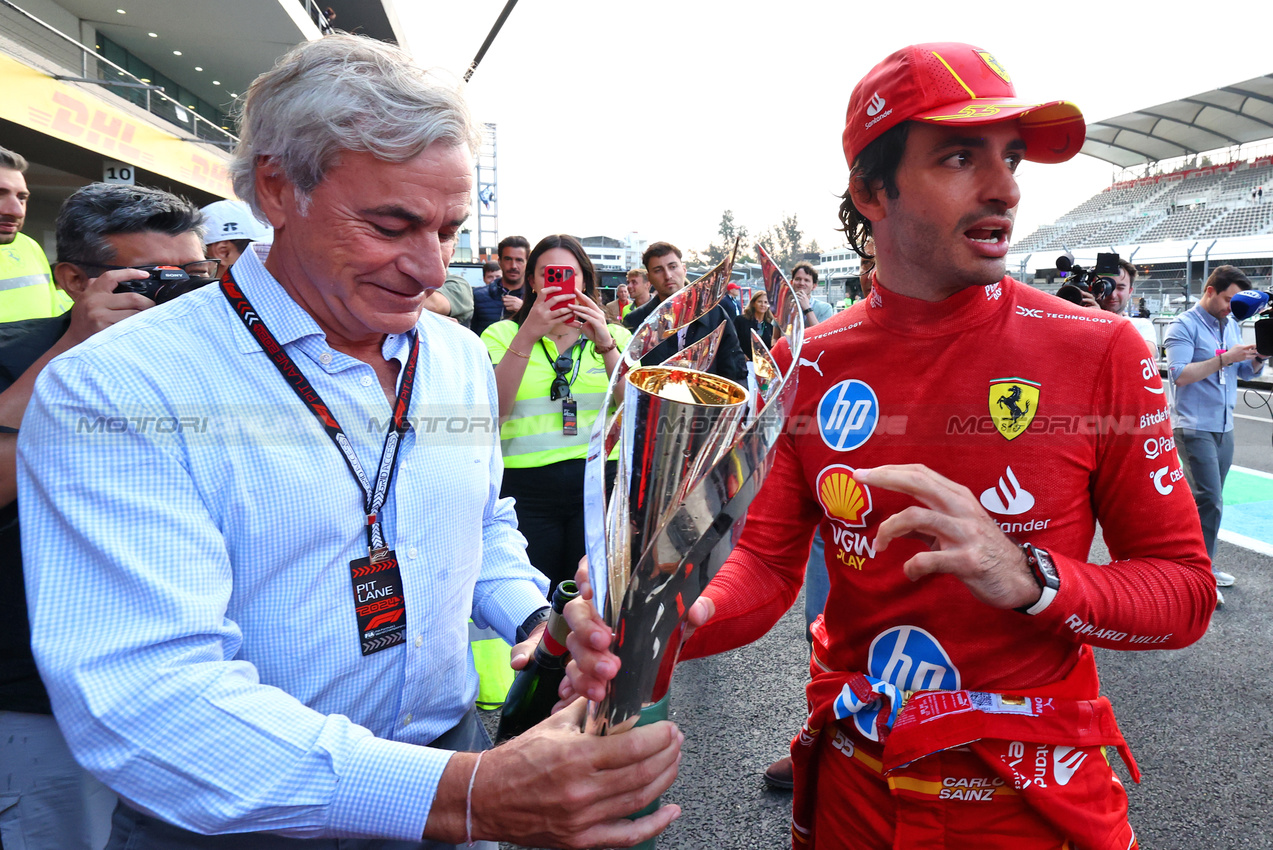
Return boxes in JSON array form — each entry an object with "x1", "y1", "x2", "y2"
[
  {"x1": 1097, "y1": 258, "x2": 1158, "y2": 355},
  {"x1": 0, "y1": 181, "x2": 206, "y2": 849},
  {"x1": 1165, "y1": 266, "x2": 1267, "y2": 601}
]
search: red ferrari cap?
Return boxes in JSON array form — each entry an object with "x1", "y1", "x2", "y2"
[
  {"x1": 727, "y1": 282, "x2": 740, "y2": 291},
  {"x1": 843, "y1": 43, "x2": 1085, "y2": 167}
]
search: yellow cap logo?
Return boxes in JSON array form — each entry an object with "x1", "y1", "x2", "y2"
[
  {"x1": 976, "y1": 51, "x2": 1012, "y2": 83},
  {"x1": 816, "y1": 464, "x2": 872, "y2": 528}
]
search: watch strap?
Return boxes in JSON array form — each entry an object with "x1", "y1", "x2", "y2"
[
  {"x1": 1014, "y1": 543, "x2": 1060, "y2": 616},
  {"x1": 515, "y1": 606, "x2": 551, "y2": 642}
]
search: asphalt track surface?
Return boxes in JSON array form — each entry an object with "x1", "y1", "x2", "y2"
[{"x1": 500, "y1": 399, "x2": 1273, "y2": 849}]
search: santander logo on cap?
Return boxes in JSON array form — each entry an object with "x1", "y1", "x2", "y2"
[{"x1": 865, "y1": 92, "x2": 886, "y2": 117}]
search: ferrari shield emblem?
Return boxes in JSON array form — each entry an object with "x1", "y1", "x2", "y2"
[
  {"x1": 988, "y1": 377, "x2": 1039, "y2": 441},
  {"x1": 976, "y1": 51, "x2": 1012, "y2": 84}
]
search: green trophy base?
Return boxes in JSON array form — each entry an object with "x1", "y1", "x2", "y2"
[{"x1": 625, "y1": 693, "x2": 671, "y2": 850}]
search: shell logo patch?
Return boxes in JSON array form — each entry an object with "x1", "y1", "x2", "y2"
[
  {"x1": 976, "y1": 51, "x2": 1011, "y2": 83},
  {"x1": 816, "y1": 464, "x2": 872, "y2": 527}
]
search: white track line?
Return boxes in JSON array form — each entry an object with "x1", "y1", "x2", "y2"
[
  {"x1": 1218, "y1": 529, "x2": 1273, "y2": 558},
  {"x1": 1231, "y1": 465, "x2": 1273, "y2": 481}
]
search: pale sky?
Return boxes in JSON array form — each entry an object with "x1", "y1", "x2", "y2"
[{"x1": 399, "y1": 0, "x2": 1273, "y2": 259}]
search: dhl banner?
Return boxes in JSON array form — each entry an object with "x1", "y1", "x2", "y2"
[{"x1": 0, "y1": 52, "x2": 232, "y2": 198}]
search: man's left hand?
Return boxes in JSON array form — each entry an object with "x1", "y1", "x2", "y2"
[
  {"x1": 855, "y1": 464, "x2": 1041, "y2": 610},
  {"x1": 510, "y1": 622, "x2": 546, "y2": 671},
  {"x1": 503, "y1": 294, "x2": 524, "y2": 314}
]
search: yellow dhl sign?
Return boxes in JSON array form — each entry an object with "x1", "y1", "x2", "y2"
[{"x1": 0, "y1": 52, "x2": 232, "y2": 198}]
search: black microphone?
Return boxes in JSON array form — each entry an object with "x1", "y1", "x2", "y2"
[{"x1": 1256, "y1": 317, "x2": 1273, "y2": 357}]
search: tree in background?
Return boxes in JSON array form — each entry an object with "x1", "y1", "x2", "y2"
[
  {"x1": 755, "y1": 213, "x2": 815, "y2": 271},
  {"x1": 699, "y1": 210, "x2": 751, "y2": 266},
  {"x1": 696, "y1": 210, "x2": 823, "y2": 273}
]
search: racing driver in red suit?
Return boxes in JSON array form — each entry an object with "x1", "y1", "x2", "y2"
[{"x1": 563, "y1": 42, "x2": 1216, "y2": 849}]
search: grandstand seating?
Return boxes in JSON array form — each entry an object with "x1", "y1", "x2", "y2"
[
  {"x1": 1014, "y1": 155, "x2": 1273, "y2": 250},
  {"x1": 1011, "y1": 224, "x2": 1066, "y2": 253},
  {"x1": 1090, "y1": 216, "x2": 1162, "y2": 246},
  {"x1": 1219, "y1": 162, "x2": 1273, "y2": 199},
  {"x1": 1135, "y1": 207, "x2": 1224, "y2": 243},
  {"x1": 1195, "y1": 204, "x2": 1273, "y2": 239}
]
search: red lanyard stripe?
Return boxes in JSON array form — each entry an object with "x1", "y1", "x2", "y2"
[{"x1": 221, "y1": 274, "x2": 419, "y2": 555}]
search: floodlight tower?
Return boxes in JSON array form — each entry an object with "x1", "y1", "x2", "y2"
[{"x1": 477, "y1": 123, "x2": 500, "y2": 258}]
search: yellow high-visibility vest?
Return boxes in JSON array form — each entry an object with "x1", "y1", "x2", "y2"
[
  {"x1": 0, "y1": 233, "x2": 69, "y2": 321},
  {"x1": 470, "y1": 620, "x2": 514, "y2": 711},
  {"x1": 480, "y1": 320, "x2": 631, "y2": 468}
]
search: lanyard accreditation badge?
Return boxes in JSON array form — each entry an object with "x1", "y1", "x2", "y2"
[
  {"x1": 222, "y1": 274, "x2": 419, "y2": 656},
  {"x1": 541, "y1": 337, "x2": 585, "y2": 436}
]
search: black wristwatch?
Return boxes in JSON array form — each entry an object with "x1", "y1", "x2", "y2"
[
  {"x1": 515, "y1": 606, "x2": 551, "y2": 642},
  {"x1": 1014, "y1": 543, "x2": 1060, "y2": 616}
]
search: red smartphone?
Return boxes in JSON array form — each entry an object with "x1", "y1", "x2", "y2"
[{"x1": 544, "y1": 265, "x2": 581, "y2": 326}]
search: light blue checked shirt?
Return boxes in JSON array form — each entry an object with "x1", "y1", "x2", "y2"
[
  {"x1": 17, "y1": 245, "x2": 548, "y2": 839},
  {"x1": 1164, "y1": 303, "x2": 1265, "y2": 432}
]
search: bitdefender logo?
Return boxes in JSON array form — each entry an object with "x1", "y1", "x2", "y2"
[{"x1": 979, "y1": 466, "x2": 1035, "y2": 515}]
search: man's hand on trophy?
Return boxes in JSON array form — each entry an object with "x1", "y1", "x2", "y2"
[
  {"x1": 560, "y1": 559, "x2": 715, "y2": 705},
  {"x1": 855, "y1": 465, "x2": 1041, "y2": 611},
  {"x1": 435, "y1": 698, "x2": 683, "y2": 848}
]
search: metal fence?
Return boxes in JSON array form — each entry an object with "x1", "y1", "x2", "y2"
[{"x1": 0, "y1": 0, "x2": 238, "y2": 149}]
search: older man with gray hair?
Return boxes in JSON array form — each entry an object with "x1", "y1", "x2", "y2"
[{"x1": 19, "y1": 35, "x2": 680, "y2": 850}]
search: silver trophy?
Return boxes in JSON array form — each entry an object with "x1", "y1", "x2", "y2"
[{"x1": 582, "y1": 242, "x2": 805, "y2": 735}]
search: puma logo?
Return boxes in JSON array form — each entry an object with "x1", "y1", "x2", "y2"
[{"x1": 799, "y1": 350, "x2": 825, "y2": 376}]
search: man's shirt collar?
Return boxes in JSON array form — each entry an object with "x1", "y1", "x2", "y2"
[
  {"x1": 228, "y1": 242, "x2": 411, "y2": 367},
  {"x1": 230, "y1": 243, "x2": 329, "y2": 353}
]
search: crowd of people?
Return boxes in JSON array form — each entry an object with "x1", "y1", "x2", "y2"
[{"x1": 0, "y1": 31, "x2": 1263, "y2": 850}]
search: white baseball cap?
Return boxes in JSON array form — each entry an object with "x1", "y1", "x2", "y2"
[{"x1": 200, "y1": 199, "x2": 272, "y2": 245}]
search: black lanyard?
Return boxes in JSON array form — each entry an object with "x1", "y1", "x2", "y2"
[
  {"x1": 539, "y1": 336, "x2": 585, "y2": 399},
  {"x1": 221, "y1": 274, "x2": 419, "y2": 563}
]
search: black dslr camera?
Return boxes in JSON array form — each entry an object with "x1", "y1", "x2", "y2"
[
  {"x1": 1056, "y1": 252, "x2": 1120, "y2": 302},
  {"x1": 113, "y1": 265, "x2": 214, "y2": 305}
]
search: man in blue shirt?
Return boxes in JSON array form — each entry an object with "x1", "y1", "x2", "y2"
[
  {"x1": 1, "y1": 181, "x2": 207, "y2": 850},
  {"x1": 18, "y1": 34, "x2": 680, "y2": 850},
  {"x1": 1165, "y1": 265, "x2": 1267, "y2": 601}
]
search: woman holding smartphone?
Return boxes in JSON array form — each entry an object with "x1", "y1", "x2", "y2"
[{"x1": 481, "y1": 234, "x2": 631, "y2": 593}]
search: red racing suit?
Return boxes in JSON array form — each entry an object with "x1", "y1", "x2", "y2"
[{"x1": 681, "y1": 276, "x2": 1215, "y2": 849}]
